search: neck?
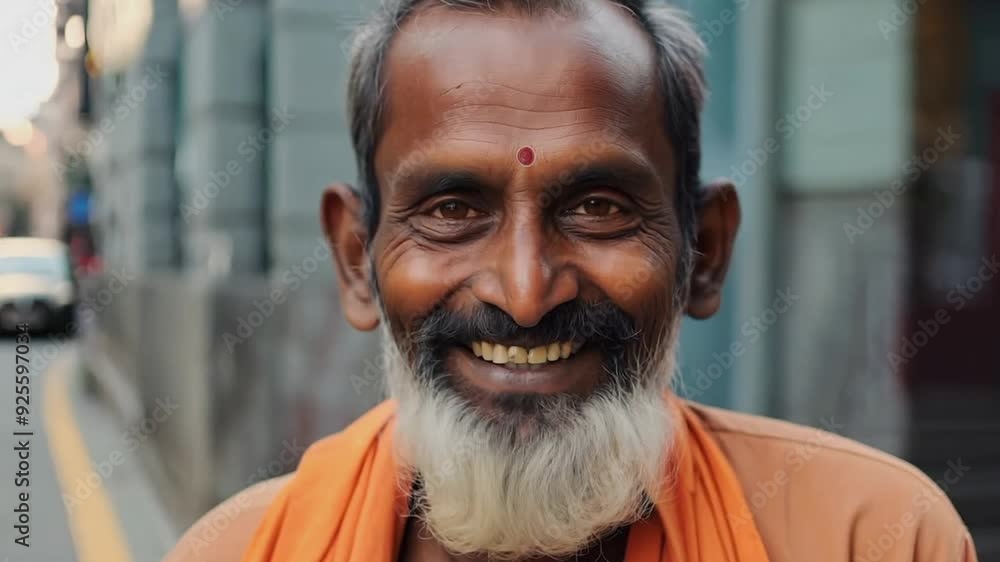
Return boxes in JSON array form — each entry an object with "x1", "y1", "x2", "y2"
[{"x1": 400, "y1": 516, "x2": 632, "y2": 562}]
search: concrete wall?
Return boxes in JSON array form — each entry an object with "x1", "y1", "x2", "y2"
[
  {"x1": 267, "y1": 0, "x2": 386, "y2": 270},
  {"x1": 90, "y1": 0, "x2": 181, "y2": 273},
  {"x1": 266, "y1": 0, "x2": 360, "y2": 273},
  {"x1": 84, "y1": 272, "x2": 383, "y2": 525},
  {"x1": 775, "y1": 194, "x2": 910, "y2": 456},
  {"x1": 779, "y1": 0, "x2": 911, "y2": 191},
  {"x1": 770, "y1": 0, "x2": 912, "y2": 452},
  {"x1": 176, "y1": 0, "x2": 268, "y2": 274}
]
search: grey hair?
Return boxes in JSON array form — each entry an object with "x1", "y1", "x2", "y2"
[{"x1": 346, "y1": 0, "x2": 707, "y2": 284}]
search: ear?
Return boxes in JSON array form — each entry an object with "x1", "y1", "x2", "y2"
[
  {"x1": 686, "y1": 179, "x2": 740, "y2": 319},
  {"x1": 321, "y1": 183, "x2": 379, "y2": 331}
]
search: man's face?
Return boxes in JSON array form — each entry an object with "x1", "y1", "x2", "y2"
[
  {"x1": 323, "y1": 3, "x2": 739, "y2": 557},
  {"x1": 368, "y1": 2, "x2": 684, "y2": 414}
]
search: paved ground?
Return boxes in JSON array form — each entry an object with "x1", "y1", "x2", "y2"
[
  {"x1": 0, "y1": 338, "x2": 77, "y2": 560},
  {"x1": 0, "y1": 338, "x2": 175, "y2": 562}
]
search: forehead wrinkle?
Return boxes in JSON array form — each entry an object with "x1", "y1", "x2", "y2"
[
  {"x1": 545, "y1": 127, "x2": 608, "y2": 142},
  {"x1": 434, "y1": 107, "x2": 599, "y2": 132},
  {"x1": 431, "y1": 75, "x2": 622, "y2": 125},
  {"x1": 473, "y1": 76, "x2": 611, "y2": 104},
  {"x1": 438, "y1": 119, "x2": 610, "y2": 133},
  {"x1": 429, "y1": 102, "x2": 625, "y2": 146},
  {"x1": 439, "y1": 102, "x2": 597, "y2": 117},
  {"x1": 440, "y1": 136, "x2": 503, "y2": 146},
  {"x1": 432, "y1": 68, "x2": 640, "y2": 117}
]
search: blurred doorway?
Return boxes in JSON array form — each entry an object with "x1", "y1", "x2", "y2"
[
  {"x1": 905, "y1": 0, "x2": 1000, "y2": 558},
  {"x1": 905, "y1": 0, "x2": 997, "y2": 390}
]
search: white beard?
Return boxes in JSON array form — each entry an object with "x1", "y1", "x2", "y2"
[{"x1": 381, "y1": 317, "x2": 681, "y2": 560}]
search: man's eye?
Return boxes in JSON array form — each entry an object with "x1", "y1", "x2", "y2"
[
  {"x1": 430, "y1": 200, "x2": 477, "y2": 220},
  {"x1": 569, "y1": 198, "x2": 621, "y2": 217}
]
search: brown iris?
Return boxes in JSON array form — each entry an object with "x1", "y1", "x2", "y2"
[
  {"x1": 580, "y1": 198, "x2": 616, "y2": 216},
  {"x1": 434, "y1": 200, "x2": 473, "y2": 220}
]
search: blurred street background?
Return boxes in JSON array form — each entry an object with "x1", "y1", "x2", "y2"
[{"x1": 0, "y1": 0, "x2": 997, "y2": 560}]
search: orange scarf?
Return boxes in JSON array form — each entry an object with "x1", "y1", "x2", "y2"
[{"x1": 241, "y1": 398, "x2": 770, "y2": 562}]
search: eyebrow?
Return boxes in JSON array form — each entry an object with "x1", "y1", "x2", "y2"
[
  {"x1": 392, "y1": 158, "x2": 660, "y2": 204},
  {"x1": 552, "y1": 164, "x2": 657, "y2": 193},
  {"x1": 397, "y1": 169, "x2": 495, "y2": 203}
]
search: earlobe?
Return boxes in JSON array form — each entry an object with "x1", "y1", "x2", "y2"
[
  {"x1": 686, "y1": 180, "x2": 740, "y2": 320},
  {"x1": 322, "y1": 183, "x2": 380, "y2": 331}
]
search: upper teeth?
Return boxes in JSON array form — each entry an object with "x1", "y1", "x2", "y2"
[{"x1": 471, "y1": 341, "x2": 575, "y2": 365}]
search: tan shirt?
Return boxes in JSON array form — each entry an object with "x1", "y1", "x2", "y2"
[{"x1": 163, "y1": 403, "x2": 977, "y2": 562}]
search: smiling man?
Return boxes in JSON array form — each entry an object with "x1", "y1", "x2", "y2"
[{"x1": 163, "y1": 1, "x2": 977, "y2": 561}]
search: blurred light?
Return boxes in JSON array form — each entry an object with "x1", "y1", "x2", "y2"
[
  {"x1": 0, "y1": 1, "x2": 60, "y2": 128},
  {"x1": 2, "y1": 119, "x2": 35, "y2": 147},
  {"x1": 84, "y1": 50, "x2": 100, "y2": 76},
  {"x1": 53, "y1": 281, "x2": 74, "y2": 305},
  {"x1": 179, "y1": 0, "x2": 210, "y2": 23},
  {"x1": 87, "y1": 0, "x2": 153, "y2": 73},
  {"x1": 64, "y1": 14, "x2": 86, "y2": 49},
  {"x1": 25, "y1": 130, "x2": 48, "y2": 157}
]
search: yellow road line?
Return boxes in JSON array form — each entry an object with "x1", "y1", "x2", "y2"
[{"x1": 43, "y1": 356, "x2": 133, "y2": 562}]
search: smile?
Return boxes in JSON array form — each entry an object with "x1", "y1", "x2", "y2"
[
  {"x1": 469, "y1": 341, "x2": 583, "y2": 366},
  {"x1": 443, "y1": 336, "x2": 607, "y2": 397}
]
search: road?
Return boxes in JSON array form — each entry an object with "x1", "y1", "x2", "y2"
[
  {"x1": 0, "y1": 338, "x2": 175, "y2": 562},
  {"x1": 0, "y1": 338, "x2": 78, "y2": 560}
]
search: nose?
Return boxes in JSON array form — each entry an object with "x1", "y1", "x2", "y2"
[{"x1": 472, "y1": 218, "x2": 578, "y2": 327}]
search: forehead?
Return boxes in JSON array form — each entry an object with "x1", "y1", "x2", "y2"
[{"x1": 374, "y1": 2, "x2": 674, "y2": 190}]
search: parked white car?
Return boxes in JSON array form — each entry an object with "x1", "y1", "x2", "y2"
[{"x1": 0, "y1": 237, "x2": 77, "y2": 335}]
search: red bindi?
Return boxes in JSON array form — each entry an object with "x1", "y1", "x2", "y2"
[{"x1": 516, "y1": 146, "x2": 535, "y2": 166}]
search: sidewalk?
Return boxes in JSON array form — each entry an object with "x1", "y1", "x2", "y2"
[{"x1": 67, "y1": 348, "x2": 178, "y2": 562}]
